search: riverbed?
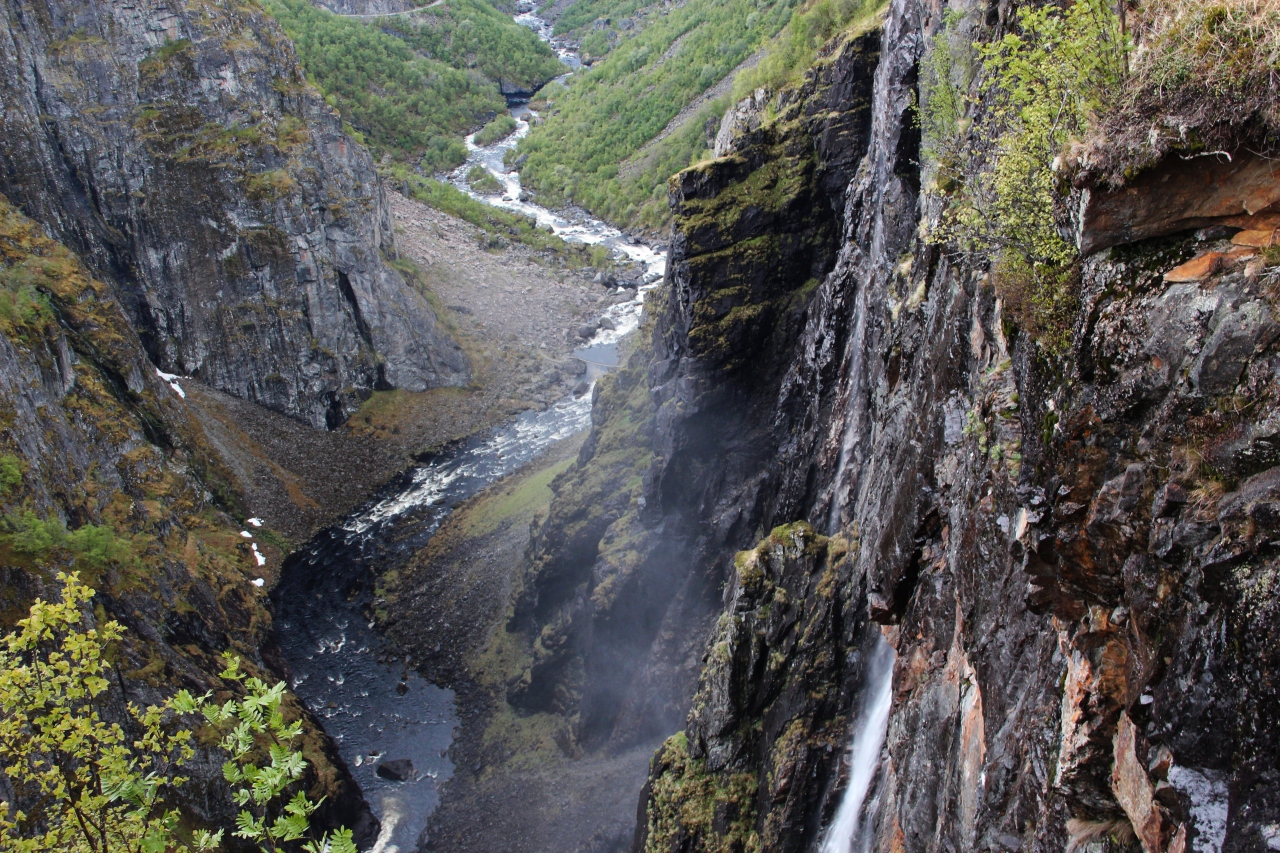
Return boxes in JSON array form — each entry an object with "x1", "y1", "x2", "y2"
[{"x1": 272, "y1": 5, "x2": 667, "y2": 850}]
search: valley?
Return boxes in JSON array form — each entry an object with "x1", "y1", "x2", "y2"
[{"x1": 0, "y1": 0, "x2": 1278, "y2": 852}]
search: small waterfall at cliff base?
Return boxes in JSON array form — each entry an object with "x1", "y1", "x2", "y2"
[{"x1": 820, "y1": 637, "x2": 895, "y2": 853}]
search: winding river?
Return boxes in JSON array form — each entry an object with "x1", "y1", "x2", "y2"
[{"x1": 273, "y1": 7, "x2": 666, "y2": 852}]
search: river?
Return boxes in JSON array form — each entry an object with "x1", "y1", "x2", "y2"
[{"x1": 272, "y1": 6, "x2": 666, "y2": 852}]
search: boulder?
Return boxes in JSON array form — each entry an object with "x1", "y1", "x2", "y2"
[{"x1": 376, "y1": 758, "x2": 414, "y2": 782}]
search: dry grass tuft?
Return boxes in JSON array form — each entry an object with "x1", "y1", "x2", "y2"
[
  {"x1": 1077, "y1": 0, "x2": 1280, "y2": 186},
  {"x1": 1065, "y1": 816, "x2": 1137, "y2": 853}
]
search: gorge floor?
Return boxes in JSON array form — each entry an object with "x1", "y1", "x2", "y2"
[
  {"x1": 185, "y1": 192, "x2": 625, "y2": 543},
  {"x1": 377, "y1": 440, "x2": 662, "y2": 853}
]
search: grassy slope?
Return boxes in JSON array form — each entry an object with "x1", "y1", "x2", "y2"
[
  {"x1": 516, "y1": 0, "x2": 800, "y2": 233},
  {"x1": 517, "y1": 0, "x2": 883, "y2": 234}
]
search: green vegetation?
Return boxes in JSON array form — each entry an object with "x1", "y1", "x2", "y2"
[
  {"x1": 643, "y1": 732, "x2": 760, "y2": 853},
  {"x1": 732, "y1": 0, "x2": 883, "y2": 101},
  {"x1": 387, "y1": 165, "x2": 612, "y2": 265},
  {"x1": 467, "y1": 164, "x2": 505, "y2": 194},
  {"x1": 461, "y1": 457, "x2": 573, "y2": 539},
  {"x1": 474, "y1": 114, "x2": 519, "y2": 146},
  {"x1": 378, "y1": 0, "x2": 563, "y2": 90},
  {"x1": 516, "y1": 0, "x2": 799, "y2": 231},
  {"x1": 2, "y1": 512, "x2": 137, "y2": 573},
  {"x1": 548, "y1": 0, "x2": 649, "y2": 37},
  {"x1": 1135, "y1": 1, "x2": 1280, "y2": 106},
  {"x1": 923, "y1": 0, "x2": 1126, "y2": 355},
  {"x1": 261, "y1": 0, "x2": 562, "y2": 171},
  {"x1": 0, "y1": 456, "x2": 21, "y2": 496},
  {"x1": 0, "y1": 573, "x2": 356, "y2": 853}
]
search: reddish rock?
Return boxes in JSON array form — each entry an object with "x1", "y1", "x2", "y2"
[
  {"x1": 1111, "y1": 713, "x2": 1168, "y2": 853},
  {"x1": 1230, "y1": 228, "x2": 1279, "y2": 248},
  {"x1": 1163, "y1": 252, "x2": 1225, "y2": 283},
  {"x1": 1080, "y1": 151, "x2": 1280, "y2": 255}
]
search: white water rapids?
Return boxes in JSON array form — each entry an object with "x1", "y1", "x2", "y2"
[
  {"x1": 820, "y1": 638, "x2": 895, "y2": 853},
  {"x1": 274, "y1": 6, "x2": 671, "y2": 852}
]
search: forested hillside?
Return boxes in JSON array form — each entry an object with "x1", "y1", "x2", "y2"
[
  {"x1": 264, "y1": 0, "x2": 564, "y2": 171},
  {"x1": 515, "y1": 0, "x2": 882, "y2": 233}
]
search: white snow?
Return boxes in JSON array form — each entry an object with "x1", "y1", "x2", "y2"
[
  {"x1": 251, "y1": 577, "x2": 265, "y2": 587},
  {"x1": 247, "y1": 517, "x2": 264, "y2": 527},
  {"x1": 240, "y1": 530, "x2": 252, "y2": 538},
  {"x1": 1168, "y1": 766, "x2": 1230, "y2": 853},
  {"x1": 251, "y1": 543, "x2": 266, "y2": 566},
  {"x1": 155, "y1": 368, "x2": 186, "y2": 399}
]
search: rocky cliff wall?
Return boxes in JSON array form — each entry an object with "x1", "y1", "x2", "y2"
[
  {"x1": 508, "y1": 28, "x2": 880, "y2": 753},
  {"x1": 522, "y1": 1, "x2": 1280, "y2": 851},
  {"x1": 0, "y1": 0, "x2": 466, "y2": 429},
  {"x1": 0, "y1": 193, "x2": 375, "y2": 845}
]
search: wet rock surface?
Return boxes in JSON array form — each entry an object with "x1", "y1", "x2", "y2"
[{"x1": 502, "y1": 1, "x2": 1280, "y2": 852}]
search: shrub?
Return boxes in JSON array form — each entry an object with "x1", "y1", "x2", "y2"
[
  {"x1": 474, "y1": 114, "x2": 518, "y2": 146},
  {"x1": 0, "y1": 572, "x2": 358, "y2": 853},
  {"x1": 0, "y1": 573, "x2": 203, "y2": 853},
  {"x1": 0, "y1": 455, "x2": 22, "y2": 496},
  {"x1": 467, "y1": 164, "x2": 505, "y2": 194},
  {"x1": 926, "y1": 0, "x2": 1126, "y2": 354}
]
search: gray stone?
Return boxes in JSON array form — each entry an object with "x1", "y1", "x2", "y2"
[
  {"x1": 0, "y1": 0, "x2": 467, "y2": 428},
  {"x1": 376, "y1": 758, "x2": 414, "y2": 782}
]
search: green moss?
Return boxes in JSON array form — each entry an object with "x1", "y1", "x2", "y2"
[
  {"x1": 644, "y1": 732, "x2": 760, "y2": 853},
  {"x1": 461, "y1": 457, "x2": 573, "y2": 539},
  {"x1": 139, "y1": 38, "x2": 192, "y2": 75}
]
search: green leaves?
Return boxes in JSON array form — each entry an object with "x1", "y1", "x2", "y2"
[
  {"x1": 208, "y1": 650, "x2": 354, "y2": 853},
  {"x1": 924, "y1": 0, "x2": 1127, "y2": 354},
  {"x1": 0, "y1": 574, "x2": 357, "y2": 853},
  {"x1": 0, "y1": 573, "x2": 192, "y2": 853}
]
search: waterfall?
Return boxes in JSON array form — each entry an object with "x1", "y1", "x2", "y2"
[{"x1": 820, "y1": 637, "x2": 895, "y2": 853}]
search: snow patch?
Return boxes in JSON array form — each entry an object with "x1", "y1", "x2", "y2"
[
  {"x1": 155, "y1": 368, "x2": 187, "y2": 399},
  {"x1": 1168, "y1": 765, "x2": 1230, "y2": 853}
]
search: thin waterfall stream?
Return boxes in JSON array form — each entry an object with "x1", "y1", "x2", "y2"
[{"x1": 820, "y1": 637, "x2": 895, "y2": 853}]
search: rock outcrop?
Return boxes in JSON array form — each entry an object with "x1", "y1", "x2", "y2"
[
  {"x1": 0, "y1": 194, "x2": 375, "y2": 845},
  {"x1": 519, "y1": 1, "x2": 1280, "y2": 851},
  {"x1": 0, "y1": 0, "x2": 466, "y2": 429}
]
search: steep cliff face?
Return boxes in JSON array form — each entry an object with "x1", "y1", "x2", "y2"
[
  {"x1": 0, "y1": 0, "x2": 466, "y2": 429},
  {"x1": 509, "y1": 28, "x2": 880, "y2": 750},
  {"x1": 525, "y1": 1, "x2": 1280, "y2": 851},
  {"x1": 0, "y1": 193, "x2": 374, "y2": 844}
]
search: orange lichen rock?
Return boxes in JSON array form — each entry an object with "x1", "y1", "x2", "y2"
[
  {"x1": 1231, "y1": 228, "x2": 1280, "y2": 248},
  {"x1": 1164, "y1": 252, "x2": 1227, "y2": 282}
]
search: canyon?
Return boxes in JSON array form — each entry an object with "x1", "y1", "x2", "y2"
[{"x1": 0, "y1": 0, "x2": 1277, "y2": 852}]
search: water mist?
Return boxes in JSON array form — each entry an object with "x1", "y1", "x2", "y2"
[{"x1": 820, "y1": 637, "x2": 895, "y2": 853}]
